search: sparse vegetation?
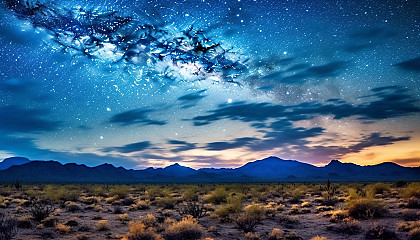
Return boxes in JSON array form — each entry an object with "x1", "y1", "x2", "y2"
[{"x1": 0, "y1": 182, "x2": 416, "y2": 239}]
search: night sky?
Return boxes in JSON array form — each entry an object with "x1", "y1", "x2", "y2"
[{"x1": 0, "y1": 0, "x2": 419, "y2": 169}]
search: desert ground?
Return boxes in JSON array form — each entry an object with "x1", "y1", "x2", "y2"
[{"x1": 0, "y1": 181, "x2": 419, "y2": 240}]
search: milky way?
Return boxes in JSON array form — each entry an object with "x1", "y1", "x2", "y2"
[{"x1": 0, "y1": 0, "x2": 419, "y2": 169}]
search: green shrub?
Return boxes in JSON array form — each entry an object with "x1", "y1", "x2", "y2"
[
  {"x1": 205, "y1": 187, "x2": 228, "y2": 204},
  {"x1": 235, "y1": 204, "x2": 266, "y2": 233},
  {"x1": 346, "y1": 198, "x2": 387, "y2": 219}
]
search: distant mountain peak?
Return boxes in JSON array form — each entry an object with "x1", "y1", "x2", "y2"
[
  {"x1": 0, "y1": 157, "x2": 31, "y2": 170},
  {"x1": 327, "y1": 159, "x2": 342, "y2": 165}
]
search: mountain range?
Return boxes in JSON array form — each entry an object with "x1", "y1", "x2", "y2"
[{"x1": 0, "y1": 156, "x2": 419, "y2": 183}]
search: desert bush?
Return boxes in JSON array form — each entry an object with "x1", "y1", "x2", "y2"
[
  {"x1": 276, "y1": 214, "x2": 299, "y2": 224},
  {"x1": 329, "y1": 209, "x2": 349, "y2": 223},
  {"x1": 215, "y1": 194, "x2": 243, "y2": 219},
  {"x1": 109, "y1": 185, "x2": 130, "y2": 199},
  {"x1": 95, "y1": 220, "x2": 109, "y2": 231},
  {"x1": 329, "y1": 218, "x2": 360, "y2": 235},
  {"x1": 287, "y1": 185, "x2": 307, "y2": 203},
  {"x1": 268, "y1": 228, "x2": 285, "y2": 240},
  {"x1": 205, "y1": 187, "x2": 228, "y2": 204},
  {"x1": 155, "y1": 196, "x2": 177, "y2": 209},
  {"x1": 17, "y1": 215, "x2": 32, "y2": 228},
  {"x1": 80, "y1": 196, "x2": 101, "y2": 204},
  {"x1": 118, "y1": 213, "x2": 130, "y2": 221},
  {"x1": 402, "y1": 183, "x2": 420, "y2": 199},
  {"x1": 182, "y1": 187, "x2": 199, "y2": 202},
  {"x1": 346, "y1": 198, "x2": 387, "y2": 219},
  {"x1": 235, "y1": 204, "x2": 266, "y2": 233},
  {"x1": 41, "y1": 215, "x2": 57, "y2": 227},
  {"x1": 310, "y1": 236, "x2": 329, "y2": 240},
  {"x1": 163, "y1": 215, "x2": 204, "y2": 240},
  {"x1": 29, "y1": 199, "x2": 55, "y2": 222},
  {"x1": 123, "y1": 197, "x2": 135, "y2": 206},
  {"x1": 0, "y1": 212, "x2": 17, "y2": 240},
  {"x1": 397, "y1": 220, "x2": 420, "y2": 232},
  {"x1": 179, "y1": 202, "x2": 207, "y2": 218},
  {"x1": 245, "y1": 231, "x2": 261, "y2": 240},
  {"x1": 285, "y1": 231, "x2": 303, "y2": 240},
  {"x1": 365, "y1": 225, "x2": 397, "y2": 239},
  {"x1": 366, "y1": 182, "x2": 390, "y2": 195},
  {"x1": 55, "y1": 223, "x2": 71, "y2": 234},
  {"x1": 130, "y1": 200, "x2": 150, "y2": 210},
  {"x1": 122, "y1": 222, "x2": 163, "y2": 240},
  {"x1": 409, "y1": 227, "x2": 420, "y2": 240},
  {"x1": 65, "y1": 201, "x2": 81, "y2": 212},
  {"x1": 139, "y1": 214, "x2": 158, "y2": 228}
]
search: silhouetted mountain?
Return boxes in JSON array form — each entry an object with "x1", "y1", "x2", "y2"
[
  {"x1": 0, "y1": 156, "x2": 419, "y2": 183},
  {"x1": 0, "y1": 157, "x2": 30, "y2": 170}
]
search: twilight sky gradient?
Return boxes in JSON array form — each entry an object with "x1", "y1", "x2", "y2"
[{"x1": 0, "y1": 0, "x2": 419, "y2": 169}]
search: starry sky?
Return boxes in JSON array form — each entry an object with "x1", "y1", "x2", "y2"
[{"x1": 0, "y1": 0, "x2": 419, "y2": 169}]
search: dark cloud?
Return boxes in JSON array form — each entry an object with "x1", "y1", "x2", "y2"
[
  {"x1": 167, "y1": 139, "x2": 197, "y2": 152},
  {"x1": 347, "y1": 133, "x2": 410, "y2": 153},
  {"x1": 205, "y1": 137, "x2": 258, "y2": 151},
  {"x1": 261, "y1": 61, "x2": 349, "y2": 84},
  {"x1": 395, "y1": 57, "x2": 420, "y2": 72},
  {"x1": 177, "y1": 90, "x2": 207, "y2": 109},
  {"x1": 110, "y1": 109, "x2": 166, "y2": 126},
  {"x1": 343, "y1": 26, "x2": 395, "y2": 53},
  {"x1": 102, "y1": 141, "x2": 151, "y2": 153},
  {"x1": 0, "y1": 78, "x2": 51, "y2": 102},
  {"x1": 192, "y1": 85, "x2": 419, "y2": 126},
  {"x1": 192, "y1": 101, "x2": 287, "y2": 126},
  {"x1": 0, "y1": 105, "x2": 62, "y2": 133}
]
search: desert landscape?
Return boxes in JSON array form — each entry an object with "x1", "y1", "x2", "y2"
[{"x1": 1, "y1": 181, "x2": 419, "y2": 240}]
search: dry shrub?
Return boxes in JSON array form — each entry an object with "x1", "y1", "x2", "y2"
[
  {"x1": 130, "y1": 200, "x2": 150, "y2": 211},
  {"x1": 118, "y1": 213, "x2": 130, "y2": 221},
  {"x1": 245, "y1": 231, "x2": 261, "y2": 240},
  {"x1": 29, "y1": 199, "x2": 55, "y2": 222},
  {"x1": 41, "y1": 215, "x2": 57, "y2": 227},
  {"x1": 346, "y1": 198, "x2": 387, "y2": 219},
  {"x1": 310, "y1": 236, "x2": 329, "y2": 240},
  {"x1": 397, "y1": 220, "x2": 420, "y2": 233},
  {"x1": 163, "y1": 215, "x2": 204, "y2": 240},
  {"x1": 276, "y1": 214, "x2": 299, "y2": 224},
  {"x1": 139, "y1": 214, "x2": 158, "y2": 228},
  {"x1": 55, "y1": 223, "x2": 71, "y2": 234},
  {"x1": 366, "y1": 183, "x2": 390, "y2": 195},
  {"x1": 268, "y1": 228, "x2": 285, "y2": 240},
  {"x1": 122, "y1": 222, "x2": 163, "y2": 240},
  {"x1": 402, "y1": 183, "x2": 420, "y2": 199},
  {"x1": 235, "y1": 204, "x2": 266, "y2": 233},
  {"x1": 329, "y1": 210, "x2": 349, "y2": 223},
  {"x1": 80, "y1": 196, "x2": 101, "y2": 204},
  {"x1": 365, "y1": 225, "x2": 397, "y2": 240},
  {"x1": 95, "y1": 220, "x2": 109, "y2": 231},
  {"x1": 65, "y1": 201, "x2": 81, "y2": 212},
  {"x1": 330, "y1": 218, "x2": 361, "y2": 235},
  {"x1": 285, "y1": 231, "x2": 303, "y2": 240},
  {"x1": 179, "y1": 202, "x2": 207, "y2": 218}
]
